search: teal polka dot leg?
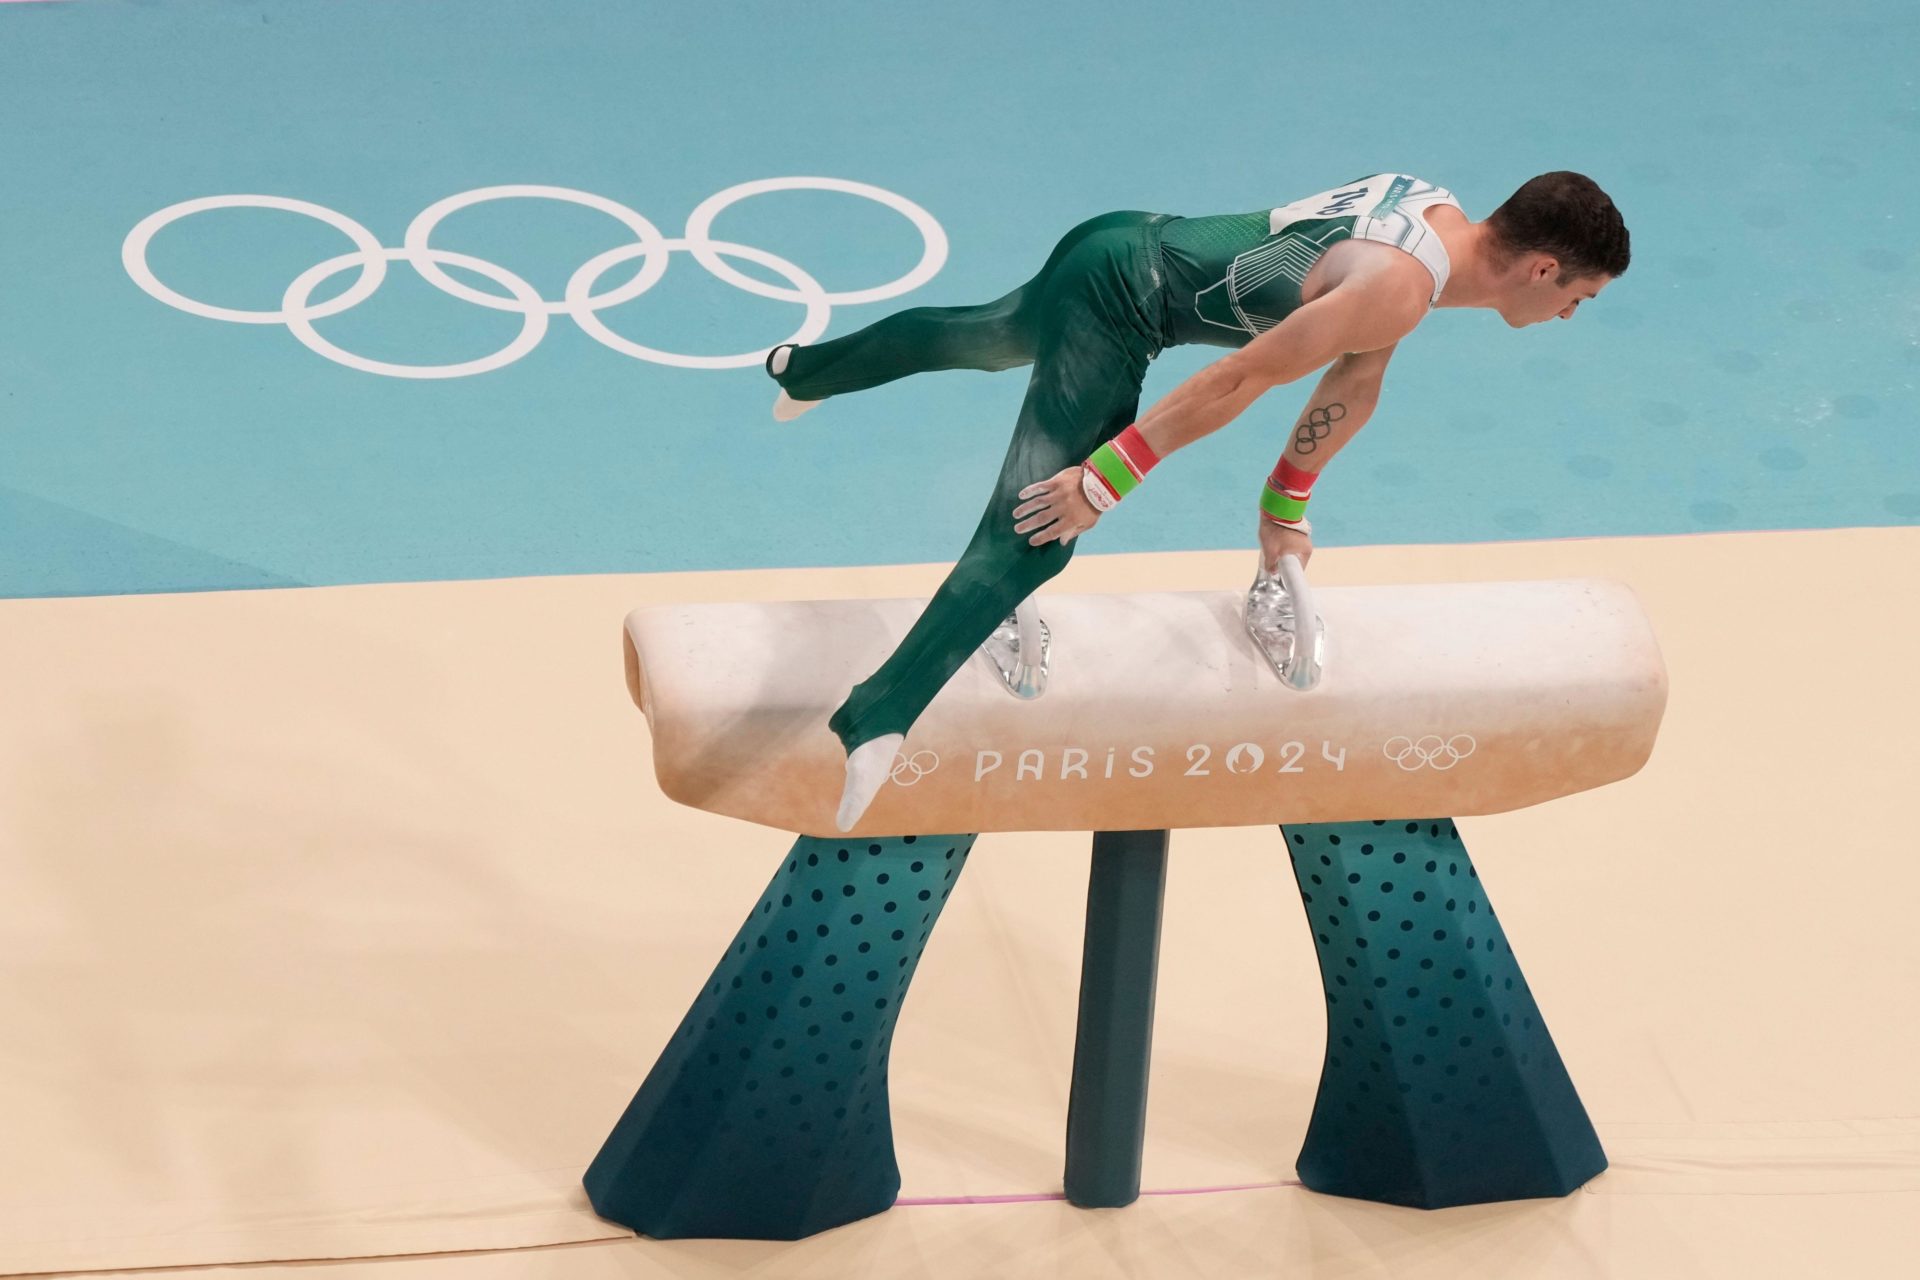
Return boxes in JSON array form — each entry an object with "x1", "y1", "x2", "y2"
[
  {"x1": 1280, "y1": 819, "x2": 1607, "y2": 1208},
  {"x1": 584, "y1": 833, "x2": 976, "y2": 1240}
]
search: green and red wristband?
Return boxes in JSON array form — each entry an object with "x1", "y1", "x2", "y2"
[
  {"x1": 1080, "y1": 424, "x2": 1161, "y2": 512},
  {"x1": 1260, "y1": 457, "x2": 1319, "y2": 528}
]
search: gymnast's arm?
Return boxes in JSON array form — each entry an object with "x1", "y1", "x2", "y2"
[
  {"x1": 1254, "y1": 346, "x2": 1393, "y2": 570},
  {"x1": 1014, "y1": 269, "x2": 1422, "y2": 548},
  {"x1": 1131, "y1": 269, "x2": 1425, "y2": 460},
  {"x1": 1278, "y1": 344, "x2": 1394, "y2": 473}
]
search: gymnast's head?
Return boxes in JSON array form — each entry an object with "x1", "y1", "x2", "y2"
[{"x1": 1482, "y1": 171, "x2": 1631, "y2": 327}]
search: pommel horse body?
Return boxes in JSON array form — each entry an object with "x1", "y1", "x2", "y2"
[{"x1": 585, "y1": 566, "x2": 1668, "y2": 1239}]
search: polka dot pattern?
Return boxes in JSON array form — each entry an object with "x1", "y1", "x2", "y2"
[
  {"x1": 1280, "y1": 818, "x2": 1607, "y2": 1207},
  {"x1": 584, "y1": 832, "x2": 976, "y2": 1239}
]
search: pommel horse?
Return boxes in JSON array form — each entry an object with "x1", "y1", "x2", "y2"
[{"x1": 585, "y1": 562, "x2": 1668, "y2": 1240}]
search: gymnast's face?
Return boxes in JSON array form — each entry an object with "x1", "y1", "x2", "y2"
[{"x1": 1502, "y1": 259, "x2": 1611, "y2": 327}]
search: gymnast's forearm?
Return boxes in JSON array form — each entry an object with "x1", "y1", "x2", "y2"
[
  {"x1": 1133, "y1": 335, "x2": 1386, "y2": 462},
  {"x1": 1130, "y1": 361, "x2": 1276, "y2": 459},
  {"x1": 1131, "y1": 289, "x2": 1402, "y2": 462},
  {"x1": 1130, "y1": 356, "x2": 1379, "y2": 477},
  {"x1": 1281, "y1": 361, "x2": 1381, "y2": 474}
]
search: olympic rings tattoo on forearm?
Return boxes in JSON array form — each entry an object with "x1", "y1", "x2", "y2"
[{"x1": 1292, "y1": 402, "x2": 1347, "y2": 456}]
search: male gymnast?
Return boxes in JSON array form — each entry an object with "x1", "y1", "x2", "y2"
[{"x1": 764, "y1": 170, "x2": 1630, "y2": 830}]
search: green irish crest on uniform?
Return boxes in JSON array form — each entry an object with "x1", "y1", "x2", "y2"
[
  {"x1": 1174, "y1": 173, "x2": 1446, "y2": 343},
  {"x1": 1192, "y1": 219, "x2": 1353, "y2": 337}
]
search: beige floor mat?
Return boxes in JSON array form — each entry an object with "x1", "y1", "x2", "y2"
[{"x1": 2, "y1": 528, "x2": 1915, "y2": 1276}]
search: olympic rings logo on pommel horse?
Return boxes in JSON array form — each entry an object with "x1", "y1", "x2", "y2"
[
  {"x1": 888, "y1": 751, "x2": 940, "y2": 786},
  {"x1": 120, "y1": 179, "x2": 949, "y2": 379},
  {"x1": 1383, "y1": 734, "x2": 1477, "y2": 772}
]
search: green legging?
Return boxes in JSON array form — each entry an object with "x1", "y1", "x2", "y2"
[{"x1": 773, "y1": 211, "x2": 1174, "y2": 752}]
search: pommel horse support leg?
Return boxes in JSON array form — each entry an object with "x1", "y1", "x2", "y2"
[{"x1": 588, "y1": 578, "x2": 1667, "y2": 1236}]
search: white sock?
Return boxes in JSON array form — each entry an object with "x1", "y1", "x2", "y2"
[
  {"x1": 836, "y1": 733, "x2": 905, "y2": 832},
  {"x1": 773, "y1": 390, "x2": 820, "y2": 422},
  {"x1": 768, "y1": 345, "x2": 820, "y2": 420}
]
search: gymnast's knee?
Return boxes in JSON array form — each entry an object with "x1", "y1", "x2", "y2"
[
  {"x1": 949, "y1": 537, "x2": 1070, "y2": 610},
  {"x1": 1010, "y1": 537, "x2": 1075, "y2": 592}
]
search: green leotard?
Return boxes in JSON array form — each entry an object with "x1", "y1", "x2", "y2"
[
  {"x1": 772, "y1": 174, "x2": 1459, "y2": 752},
  {"x1": 1158, "y1": 173, "x2": 1458, "y2": 346}
]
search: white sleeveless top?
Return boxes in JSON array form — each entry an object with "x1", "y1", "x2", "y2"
[{"x1": 1268, "y1": 173, "x2": 1462, "y2": 306}]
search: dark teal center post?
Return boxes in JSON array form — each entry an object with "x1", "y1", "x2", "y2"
[{"x1": 1064, "y1": 828, "x2": 1171, "y2": 1208}]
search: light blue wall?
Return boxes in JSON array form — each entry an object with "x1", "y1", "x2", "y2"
[{"x1": 1, "y1": 0, "x2": 1913, "y2": 596}]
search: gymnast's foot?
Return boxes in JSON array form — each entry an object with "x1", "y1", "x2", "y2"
[
  {"x1": 836, "y1": 732, "x2": 905, "y2": 832},
  {"x1": 766, "y1": 344, "x2": 821, "y2": 422}
]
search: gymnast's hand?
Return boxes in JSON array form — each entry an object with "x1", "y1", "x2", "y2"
[
  {"x1": 1258, "y1": 517, "x2": 1314, "y2": 573},
  {"x1": 1013, "y1": 465, "x2": 1100, "y2": 547}
]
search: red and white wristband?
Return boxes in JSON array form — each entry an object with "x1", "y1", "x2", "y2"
[
  {"x1": 1260, "y1": 457, "x2": 1319, "y2": 535},
  {"x1": 1080, "y1": 424, "x2": 1161, "y2": 512}
]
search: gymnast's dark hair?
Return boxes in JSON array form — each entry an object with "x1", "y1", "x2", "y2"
[{"x1": 1486, "y1": 172, "x2": 1630, "y2": 282}]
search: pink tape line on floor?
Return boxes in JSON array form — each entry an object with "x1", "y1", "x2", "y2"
[{"x1": 897, "y1": 1180, "x2": 1304, "y2": 1206}]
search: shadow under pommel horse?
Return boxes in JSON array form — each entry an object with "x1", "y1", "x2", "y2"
[{"x1": 584, "y1": 559, "x2": 1669, "y2": 1239}]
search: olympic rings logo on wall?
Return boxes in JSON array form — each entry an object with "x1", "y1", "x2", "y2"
[{"x1": 120, "y1": 179, "x2": 948, "y2": 379}]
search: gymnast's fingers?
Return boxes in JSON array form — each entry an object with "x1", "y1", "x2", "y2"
[
  {"x1": 1012, "y1": 496, "x2": 1051, "y2": 521},
  {"x1": 1013, "y1": 508, "x2": 1057, "y2": 536},
  {"x1": 1021, "y1": 514, "x2": 1067, "y2": 545}
]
